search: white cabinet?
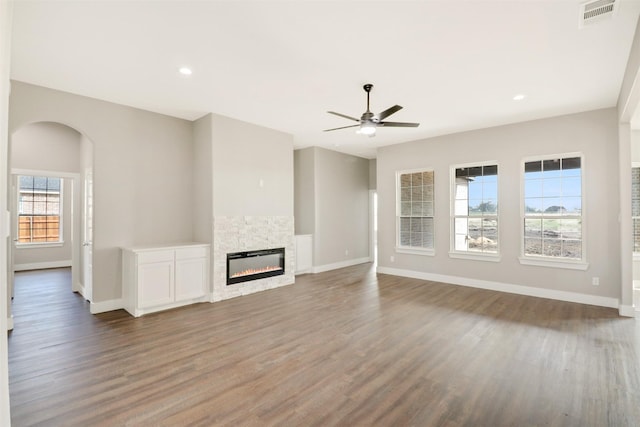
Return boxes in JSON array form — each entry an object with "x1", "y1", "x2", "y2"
[
  {"x1": 122, "y1": 243, "x2": 210, "y2": 317},
  {"x1": 175, "y1": 248, "x2": 209, "y2": 301}
]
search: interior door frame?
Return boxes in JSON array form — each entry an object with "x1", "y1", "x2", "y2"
[
  {"x1": 369, "y1": 189, "x2": 377, "y2": 263},
  {"x1": 81, "y1": 166, "x2": 93, "y2": 302}
]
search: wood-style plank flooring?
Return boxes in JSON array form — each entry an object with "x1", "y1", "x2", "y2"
[{"x1": 8, "y1": 265, "x2": 640, "y2": 426}]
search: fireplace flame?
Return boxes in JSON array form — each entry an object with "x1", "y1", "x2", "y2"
[{"x1": 230, "y1": 265, "x2": 283, "y2": 279}]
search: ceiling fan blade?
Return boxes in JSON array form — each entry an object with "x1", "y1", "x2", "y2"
[
  {"x1": 377, "y1": 105, "x2": 403, "y2": 121},
  {"x1": 323, "y1": 124, "x2": 360, "y2": 132},
  {"x1": 327, "y1": 111, "x2": 360, "y2": 122},
  {"x1": 379, "y1": 121, "x2": 420, "y2": 128}
]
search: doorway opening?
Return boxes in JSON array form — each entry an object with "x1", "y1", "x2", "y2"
[{"x1": 7, "y1": 122, "x2": 94, "y2": 328}]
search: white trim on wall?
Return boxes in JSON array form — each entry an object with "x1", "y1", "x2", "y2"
[
  {"x1": 13, "y1": 260, "x2": 71, "y2": 271},
  {"x1": 618, "y1": 304, "x2": 637, "y2": 317},
  {"x1": 312, "y1": 257, "x2": 371, "y2": 274},
  {"x1": 377, "y1": 265, "x2": 620, "y2": 310},
  {"x1": 90, "y1": 299, "x2": 124, "y2": 314}
]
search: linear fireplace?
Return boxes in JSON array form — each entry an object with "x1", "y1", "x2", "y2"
[{"x1": 226, "y1": 247, "x2": 285, "y2": 285}]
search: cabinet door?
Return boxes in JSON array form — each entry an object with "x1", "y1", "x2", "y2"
[
  {"x1": 138, "y1": 261, "x2": 175, "y2": 308},
  {"x1": 175, "y1": 257, "x2": 207, "y2": 301}
]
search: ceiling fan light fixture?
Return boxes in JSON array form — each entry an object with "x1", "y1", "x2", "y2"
[
  {"x1": 324, "y1": 84, "x2": 419, "y2": 134},
  {"x1": 358, "y1": 123, "x2": 376, "y2": 136}
]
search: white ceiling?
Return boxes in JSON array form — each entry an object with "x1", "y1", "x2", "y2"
[{"x1": 10, "y1": 0, "x2": 640, "y2": 158}]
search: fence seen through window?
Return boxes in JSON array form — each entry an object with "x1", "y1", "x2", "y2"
[{"x1": 18, "y1": 175, "x2": 62, "y2": 243}]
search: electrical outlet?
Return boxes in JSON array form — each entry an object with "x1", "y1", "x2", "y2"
[
  {"x1": 345, "y1": 249, "x2": 349, "y2": 256},
  {"x1": 592, "y1": 277, "x2": 599, "y2": 286},
  {"x1": 390, "y1": 255, "x2": 395, "y2": 262}
]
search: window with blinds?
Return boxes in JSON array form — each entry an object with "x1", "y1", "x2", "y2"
[{"x1": 397, "y1": 170, "x2": 434, "y2": 252}]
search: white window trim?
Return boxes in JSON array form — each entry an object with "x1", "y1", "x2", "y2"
[
  {"x1": 449, "y1": 160, "x2": 500, "y2": 261},
  {"x1": 518, "y1": 256, "x2": 588, "y2": 270},
  {"x1": 16, "y1": 242, "x2": 64, "y2": 249},
  {"x1": 396, "y1": 167, "x2": 435, "y2": 255},
  {"x1": 519, "y1": 152, "x2": 587, "y2": 269},
  {"x1": 449, "y1": 251, "x2": 501, "y2": 262},
  {"x1": 13, "y1": 169, "x2": 68, "y2": 247},
  {"x1": 396, "y1": 247, "x2": 436, "y2": 256}
]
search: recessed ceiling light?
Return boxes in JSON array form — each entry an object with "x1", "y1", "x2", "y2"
[
  {"x1": 178, "y1": 67, "x2": 192, "y2": 76},
  {"x1": 513, "y1": 94, "x2": 526, "y2": 101}
]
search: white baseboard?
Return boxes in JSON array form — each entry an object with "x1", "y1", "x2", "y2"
[
  {"x1": 6, "y1": 316, "x2": 13, "y2": 331},
  {"x1": 377, "y1": 266, "x2": 620, "y2": 310},
  {"x1": 73, "y1": 281, "x2": 83, "y2": 294},
  {"x1": 75, "y1": 283, "x2": 92, "y2": 302},
  {"x1": 90, "y1": 299, "x2": 124, "y2": 314},
  {"x1": 619, "y1": 305, "x2": 638, "y2": 318},
  {"x1": 312, "y1": 257, "x2": 371, "y2": 274},
  {"x1": 13, "y1": 260, "x2": 72, "y2": 272}
]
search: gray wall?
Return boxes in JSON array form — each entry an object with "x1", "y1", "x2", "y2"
[
  {"x1": 377, "y1": 108, "x2": 620, "y2": 300},
  {"x1": 10, "y1": 122, "x2": 80, "y2": 267},
  {"x1": 294, "y1": 147, "x2": 315, "y2": 235},
  {"x1": 294, "y1": 146, "x2": 370, "y2": 268},
  {"x1": 211, "y1": 113, "x2": 294, "y2": 217},
  {"x1": 192, "y1": 113, "x2": 213, "y2": 244},
  {"x1": 618, "y1": 16, "x2": 640, "y2": 119},
  {"x1": 369, "y1": 159, "x2": 377, "y2": 190},
  {"x1": 11, "y1": 121, "x2": 80, "y2": 172},
  {"x1": 9, "y1": 81, "x2": 194, "y2": 304}
]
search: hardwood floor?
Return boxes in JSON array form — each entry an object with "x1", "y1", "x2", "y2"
[{"x1": 8, "y1": 265, "x2": 640, "y2": 426}]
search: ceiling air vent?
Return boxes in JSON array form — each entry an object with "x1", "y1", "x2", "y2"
[{"x1": 579, "y1": 0, "x2": 618, "y2": 28}]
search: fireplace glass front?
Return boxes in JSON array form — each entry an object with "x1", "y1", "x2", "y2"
[{"x1": 226, "y1": 248, "x2": 285, "y2": 285}]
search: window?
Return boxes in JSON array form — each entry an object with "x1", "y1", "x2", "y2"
[
  {"x1": 632, "y1": 166, "x2": 640, "y2": 253},
  {"x1": 522, "y1": 155, "x2": 584, "y2": 266},
  {"x1": 397, "y1": 170, "x2": 434, "y2": 254},
  {"x1": 451, "y1": 163, "x2": 499, "y2": 258},
  {"x1": 18, "y1": 175, "x2": 62, "y2": 244}
]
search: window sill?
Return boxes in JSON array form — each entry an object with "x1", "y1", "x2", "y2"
[
  {"x1": 396, "y1": 247, "x2": 435, "y2": 256},
  {"x1": 518, "y1": 256, "x2": 588, "y2": 271},
  {"x1": 16, "y1": 242, "x2": 64, "y2": 249},
  {"x1": 633, "y1": 253, "x2": 640, "y2": 261},
  {"x1": 449, "y1": 251, "x2": 501, "y2": 262}
]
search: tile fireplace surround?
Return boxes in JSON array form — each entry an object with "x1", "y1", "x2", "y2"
[{"x1": 212, "y1": 216, "x2": 295, "y2": 301}]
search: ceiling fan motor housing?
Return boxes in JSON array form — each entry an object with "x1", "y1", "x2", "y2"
[{"x1": 323, "y1": 83, "x2": 419, "y2": 133}]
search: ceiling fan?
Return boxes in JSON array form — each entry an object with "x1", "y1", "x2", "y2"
[{"x1": 324, "y1": 84, "x2": 419, "y2": 137}]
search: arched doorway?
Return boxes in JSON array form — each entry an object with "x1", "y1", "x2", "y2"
[{"x1": 7, "y1": 121, "x2": 94, "y2": 325}]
